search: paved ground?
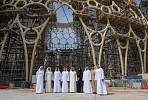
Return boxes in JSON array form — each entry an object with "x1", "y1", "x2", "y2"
[{"x1": 0, "y1": 88, "x2": 148, "y2": 100}]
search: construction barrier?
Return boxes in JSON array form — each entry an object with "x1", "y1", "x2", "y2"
[
  {"x1": 105, "y1": 80, "x2": 110, "y2": 88},
  {"x1": 106, "y1": 82, "x2": 110, "y2": 88},
  {"x1": 0, "y1": 82, "x2": 9, "y2": 89},
  {"x1": 9, "y1": 83, "x2": 15, "y2": 88},
  {"x1": 30, "y1": 83, "x2": 36, "y2": 89},
  {"x1": 15, "y1": 81, "x2": 31, "y2": 88},
  {"x1": 124, "y1": 76, "x2": 142, "y2": 80},
  {"x1": 142, "y1": 74, "x2": 148, "y2": 79},
  {"x1": 141, "y1": 82, "x2": 148, "y2": 89},
  {"x1": 132, "y1": 82, "x2": 141, "y2": 89}
]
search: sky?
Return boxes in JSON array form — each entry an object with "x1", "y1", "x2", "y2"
[
  {"x1": 134, "y1": 0, "x2": 141, "y2": 5},
  {"x1": 56, "y1": 5, "x2": 73, "y2": 23}
]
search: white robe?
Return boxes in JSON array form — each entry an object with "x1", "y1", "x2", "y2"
[
  {"x1": 54, "y1": 71, "x2": 61, "y2": 92},
  {"x1": 70, "y1": 71, "x2": 77, "y2": 92},
  {"x1": 61, "y1": 71, "x2": 69, "y2": 92},
  {"x1": 95, "y1": 68, "x2": 107, "y2": 95},
  {"x1": 45, "y1": 71, "x2": 53, "y2": 93},
  {"x1": 36, "y1": 69, "x2": 44, "y2": 93},
  {"x1": 83, "y1": 70, "x2": 92, "y2": 93}
]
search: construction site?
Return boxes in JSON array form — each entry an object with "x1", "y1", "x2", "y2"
[{"x1": 0, "y1": 0, "x2": 148, "y2": 89}]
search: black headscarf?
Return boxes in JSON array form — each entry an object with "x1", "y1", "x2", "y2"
[{"x1": 77, "y1": 67, "x2": 83, "y2": 80}]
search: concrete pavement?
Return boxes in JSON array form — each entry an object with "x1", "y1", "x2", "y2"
[{"x1": 0, "y1": 88, "x2": 148, "y2": 100}]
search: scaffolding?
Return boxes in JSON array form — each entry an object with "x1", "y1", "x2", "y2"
[{"x1": 0, "y1": 0, "x2": 148, "y2": 82}]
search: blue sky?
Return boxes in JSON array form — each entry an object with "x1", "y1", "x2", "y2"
[
  {"x1": 56, "y1": 5, "x2": 73, "y2": 23},
  {"x1": 134, "y1": 0, "x2": 141, "y2": 5}
]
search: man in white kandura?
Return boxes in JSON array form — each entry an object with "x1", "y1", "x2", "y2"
[
  {"x1": 54, "y1": 67, "x2": 61, "y2": 93},
  {"x1": 61, "y1": 67, "x2": 69, "y2": 92},
  {"x1": 95, "y1": 64, "x2": 107, "y2": 95},
  {"x1": 83, "y1": 66, "x2": 92, "y2": 94},
  {"x1": 70, "y1": 67, "x2": 77, "y2": 93},
  {"x1": 45, "y1": 67, "x2": 53, "y2": 93},
  {"x1": 36, "y1": 66, "x2": 44, "y2": 94}
]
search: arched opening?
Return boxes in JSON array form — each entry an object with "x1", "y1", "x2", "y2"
[
  {"x1": 33, "y1": 5, "x2": 93, "y2": 73},
  {"x1": 101, "y1": 37, "x2": 121, "y2": 78},
  {"x1": 0, "y1": 24, "x2": 26, "y2": 81},
  {"x1": 127, "y1": 40, "x2": 141, "y2": 75}
]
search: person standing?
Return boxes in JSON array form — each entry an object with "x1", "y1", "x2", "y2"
[
  {"x1": 77, "y1": 67, "x2": 83, "y2": 93},
  {"x1": 54, "y1": 67, "x2": 61, "y2": 93},
  {"x1": 95, "y1": 64, "x2": 107, "y2": 95},
  {"x1": 91, "y1": 66, "x2": 97, "y2": 94},
  {"x1": 61, "y1": 67, "x2": 69, "y2": 92},
  {"x1": 36, "y1": 66, "x2": 44, "y2": 94},
  {"x1": 70, "y1": 67, "x2": 77, "y2": 93},
  {"x1": 45, "y1": 67, "x2": 53, "y2": 93},
  {"x1": 83, "y1": 66, "x2": 92, "y2": 94}
]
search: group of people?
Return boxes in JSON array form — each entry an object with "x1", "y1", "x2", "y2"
[{"x1": 36, "y1": 64, "x2": 107, "y2": 96}]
